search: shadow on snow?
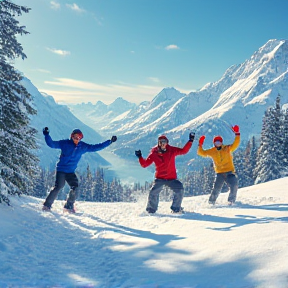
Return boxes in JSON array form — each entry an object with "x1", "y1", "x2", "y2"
[{"x1": 1, "y1": 200, "x2": 284, "y2": 287}]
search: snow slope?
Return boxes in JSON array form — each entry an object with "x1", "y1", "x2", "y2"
[{"x1": 0, "y1": 177, "x2": 287, "y2": 288}]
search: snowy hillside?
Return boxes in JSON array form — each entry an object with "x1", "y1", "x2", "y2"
[
  {"x1": 68, "y1": 39, "x2": 288, "y2": 170},
  {"x1": 21, "y1": 78, "x2": 113, "y2": 174},
  {"x1": 0, "y1": 177, "x2": 287, "y2": 288}
]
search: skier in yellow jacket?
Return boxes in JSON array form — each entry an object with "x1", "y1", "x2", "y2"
[{"x1": 197, "y1": 125, "x2": 240, "y2": 205}]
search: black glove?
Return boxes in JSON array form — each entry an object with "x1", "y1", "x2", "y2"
[
  {"x1": 111, "y1": 136, "x2": 117, "y2": 142},
  {"x1": 189, "y1": 132, "x2": 195, "y2": 142},
  {"x1": 135, "y1": 150, "x2": 142, "y2": 158},
  {"x1": 43, "y1": 127, "x2": 49, "y2": 136}
]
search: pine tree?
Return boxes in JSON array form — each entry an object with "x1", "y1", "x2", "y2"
[
  {"x1": 183, "y1": 171, "x2": 194, "y2": 196},
  {"x1": 233, "y1": 147, "x2": 245, "y2": 188},
  {"x1": 249, "y1": 136, "x2": 258, "y2": 184},
  {"x1": 79, "y1": 165, "x2": 94, "y2": 201},
  {"x1": 0, "y1": 0, "x2": 38, "y2": 204},
  {"x1": 202, "y1": 163, "x2": 214, "y2": 195},
  {"x1": 254, "y1": 96, "x2": 284, "y2": 183},
  {"x1": 32, "y1": 168, "x2": 48, "y2": 198},
  {"x1": 241, "y1": 140, "x2": 252, "y2": 187},
  {"x1": 282, "y1": 107, "x2": 288, "y2": 175},
  {"x1": 271, "y1": 96, "x2": 285, "y2": 171},
  {"x1": 122, "y1": 184, "x2": 133, "y2": 202},
  {"x1": 242, "y1": 137, "x2": 258, "y2": 187},
  {"x1": 93, "y1": 167, "x2": 105, "y2": 201}
]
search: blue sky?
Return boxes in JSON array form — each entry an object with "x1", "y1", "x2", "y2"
[{"x1": 13, "y1": 0, "x2": 288, "y2": 104}]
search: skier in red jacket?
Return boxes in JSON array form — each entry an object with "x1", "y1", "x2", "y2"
[{"x1": 135, "y1": 133, "x2": 195, "y2": 213}]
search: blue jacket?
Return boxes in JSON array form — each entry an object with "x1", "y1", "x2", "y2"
[{"x1": 44, "y1": 134, "x2": 112, "y2": 173}]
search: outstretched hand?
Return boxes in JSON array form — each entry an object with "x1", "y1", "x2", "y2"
[
  {"x1": 189, "y1": 132, "x2": 195, "y2": 142},
  {"x1": 43, "y1": 127, "x2": 49, "y2": 136},
  {"x1": 135, "y1": 150, "x2": 142, "y2": 158},
  {"x1": 199, "y1": 135, "x2": 205, "y2": 146},
  {"x1": 232, "y1": 125, "x2": 240, "y2": 134},
  {"x1": 111, "y1": 136, "x2": 117, "y2": 142}
]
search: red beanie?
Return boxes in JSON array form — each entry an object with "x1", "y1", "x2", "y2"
[{"x1": 213, "y1": 135, "x2": 223, "y2": 143}]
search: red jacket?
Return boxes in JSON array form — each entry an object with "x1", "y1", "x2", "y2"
[{"x1": 139, "y1": 141, "x2": 192, "y2": 180}]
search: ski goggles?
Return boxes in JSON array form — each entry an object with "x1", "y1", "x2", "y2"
[
  {"x1": 214, "y1": 141, "x2": 222, "y2": 146},
  {"x1": 159, "y1": 139, "x2": 168, "y2": 144},
  {"x1": 72, "y1": 134, "x2": 82, "y2": 140}
]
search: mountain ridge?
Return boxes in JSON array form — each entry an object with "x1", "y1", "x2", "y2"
[
  {"x1": 69, "y1": 39, "x2": 288, "y2": 174},
  {"x1": 24, "y1": 39, "x2": 288, "y2": 179}
]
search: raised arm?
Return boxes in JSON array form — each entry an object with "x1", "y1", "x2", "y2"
[
  {"x1": 86, "y1": 136, "x2": 117, "y2": 152},
  {"x1": 135, "y1": 150, "x2": 154, "y2": 168},
  {"x1": 173, "y1": 132, "x2": 195, "y2": 156},
  {"x1": 230, "y1": 125, "x2": 240, "y2": 152},
  {"x1": 43, "y1": 127, "x2": 61, "y2": 149},
  {"x1": 197, "y1": 135, "x2": 211, "y2": 157}
]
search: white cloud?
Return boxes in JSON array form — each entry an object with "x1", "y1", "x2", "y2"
[
  {"x1": 46, "y1": 48, "x2": 71, "y2": 56},
  {"x1": 65, "y1": 3, "x2": 102, "y2": 25},
  {"x1": 42, "y1": 78, "x2": 163, "y2": 104},
  {"x1": 66, "y1": 3, "x2": 85, "y2": 13},
  {"x1": 35, "y1": 69, "x2": 51, "y2": 74},
  {"x1": 50, "y1": 1, "x2": 60, "y2": 10},
  {"x1": 165, "y1": 44, "x2": 180, "y2": 50},
  {"x1": 148, "y1": 77, "x2": 160, "y2": 83}
]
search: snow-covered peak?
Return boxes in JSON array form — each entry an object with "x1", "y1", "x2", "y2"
[
  {"x1": 107, "y1": 97, "x2": 136, "y2": 113},
  {"x1": 149, "y1": 87, "x2": 185, "y2": 109}
]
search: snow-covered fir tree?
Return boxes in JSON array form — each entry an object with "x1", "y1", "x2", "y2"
[
  {"x1": 232, "y1": 147, "x2": 245, "y2": 188},
  {"x1": 242, "y1": 137, "x2": 258, "y2": 187},
  {"x1": 79, "y1": 165, "x2": 94, "y2": 201},
  {"x1": 32, "y1": 168, "x2": 55, "y2": 198},
  {"x1": 182, "y1": 162, "x2": 214, "y2": 197},
  {"x1": 182, "y1": 171, "x2": 196, "y2": 196},
  {"x1": 282, "y1": 107, "x2": 288, "y2": 174},
  {"x1": 202, "y1": 163, "x2": 214, "y2": 194},
  {"x1": 254, "y1": 95, "x2": 285, "y2": 183},
  {"x1": 0, "y1": 0, "x2": 38, "y2": 204},
  {"x1": 271, "y1": 96, "x2": 285, "y2": 170}
]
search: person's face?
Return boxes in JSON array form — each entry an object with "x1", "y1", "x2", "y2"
[
  {"x1": 158, "y1": 139, "x2": 168, "y2": 149},
  {"x1": 72, "y1": 133, "x2": 82, "y2": 145},
  {"x1": 214, "y1": 140, "x2": 222, "y2": 148}
]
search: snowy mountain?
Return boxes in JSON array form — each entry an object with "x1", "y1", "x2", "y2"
[
  {"x1": 79, "y1": 39, "x2": 288, "y2": 171},
  {"x1": 24, "y1": 39, "x2": 287, "y2": 181},
  {"x1": 0, "y1": 177, "x2": 287, "y2": 287},
  {"x1": 101, "y1": 87, "x2": 186, "y2": 134},
  {"x1": 21, "y1": 78, "x2": 113, "y2": 174},
  {"x1": 68, "y1": 97, "x2": 137, "y2": 132}
]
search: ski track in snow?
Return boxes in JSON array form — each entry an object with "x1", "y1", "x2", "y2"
[{"x1": 0, "y1": 178, "x2": 288, "y2": 288}]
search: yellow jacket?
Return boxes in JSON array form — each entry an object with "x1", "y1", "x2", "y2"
[{"x1": 197, "y1": 135, "x2": 240, "y2": 173}]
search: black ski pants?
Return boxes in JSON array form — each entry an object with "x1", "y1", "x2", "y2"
[
  {"x1": 43, "y1": 171, "x2": 79, "y2": 209},
  {"x1": 209, "y1": 171, "x2": 238, "y2": 204},
  {"x1": 146, "y1": 179, "x2": 184, "y2": 212}
]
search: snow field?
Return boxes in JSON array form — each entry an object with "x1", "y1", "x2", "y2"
[{"x1": 0, "y1": 177, "x2": 287, "y2": 288}]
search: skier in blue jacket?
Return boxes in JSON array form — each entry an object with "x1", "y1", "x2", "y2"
[{"x1": 42, "y1": 127, "x2": 117, "y2": 212}]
